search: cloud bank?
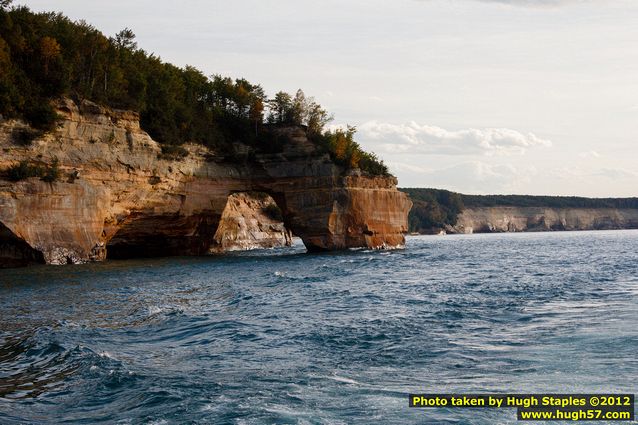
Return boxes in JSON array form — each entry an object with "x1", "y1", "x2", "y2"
[{"x1": 351, "y1": 121, "x2": 552, "y2": 156}]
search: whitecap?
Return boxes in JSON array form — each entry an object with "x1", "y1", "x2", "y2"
[
  {"x1": 147, "y1": 306, "x2": 163, "y2": 315},
  {"x1": 325, "y1": 375, "x2": 360, "y2": 385}
]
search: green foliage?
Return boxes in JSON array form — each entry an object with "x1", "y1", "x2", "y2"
[
  {"x1": 267, "y1": 91, "x2": 293, "y2": 124},
  {"x1": 358, "y1": 151, "x2": 390, "y2": 177},
  {"x1": 24, "y1": 101, "x2": 59, "y2": 131},
  {"x1": 266, "y1": 89, "x2": 332, "y2": 134},
  {"x1": 5, "y1": 158, "x2": 60, "y2": 182},
  {"x1": 401, "y1": 188, "x2": 464, "y2": 233},
  {"x1": 402, "y1": 188, "x2": 638, "y2": 233},
  {"x1": 461, "y1": 194, "x2": 638, "y2": 209},
  {"x1": 6, "y1": 160, "x2": 44, "y2": 181},
  {"x1": 0, "y1": 5, "x2": 390, "y2": 176},
  {"x1": 40, "y1": 157, "x2": 60, "y2": 182},
  {"x1": 11, "y1": 127, "x2": 41, "y2": 146},
  {"x1": 262, "y1": 203, "x2": 283, "y2": 221},
  {"x1": 312, "y1": 126, "x2": 390, "y2": 176}
]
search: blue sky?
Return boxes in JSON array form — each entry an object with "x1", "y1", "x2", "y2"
[{"x1": 20, "y1": 0, "x2": 638, "y2": 196}]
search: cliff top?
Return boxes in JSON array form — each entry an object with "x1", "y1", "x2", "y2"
[{"x1": 0, "y1": 3, "x2": 390, "y2": 177}]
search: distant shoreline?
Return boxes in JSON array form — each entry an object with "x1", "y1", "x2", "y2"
[{"x1": 400, "y1": 188, "x2": 638, "y2": 235}]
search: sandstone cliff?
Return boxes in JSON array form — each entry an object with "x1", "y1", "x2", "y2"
[
  {"x1": 212, "y1": 192, "x2": 292, "y2": 252},
  {"x1": 0, "y1": 99, "x2": 411, "y2": 266},
  {"x1": 448, "y1": 207, "x2": 638, "y2": 234}
]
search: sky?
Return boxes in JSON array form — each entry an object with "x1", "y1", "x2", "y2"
[{"x1": 19, "y1": 0, "x2": 638, "y2": 196}]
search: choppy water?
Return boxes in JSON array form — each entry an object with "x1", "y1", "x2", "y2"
[{"x1": 1, "y1": 230, "x2": 637, "y2": 424}]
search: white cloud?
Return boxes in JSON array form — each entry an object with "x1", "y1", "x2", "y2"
[{"x1": 346, "y1": 121, "x2": 552, "y2": 156}]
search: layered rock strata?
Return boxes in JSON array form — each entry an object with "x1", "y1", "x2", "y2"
[
  {"x1": 0, "y1": 99, "x2": 411, "y2": 266},
  {"x1": 448, "y1": 207, "x2": 638, "y2": 234}
]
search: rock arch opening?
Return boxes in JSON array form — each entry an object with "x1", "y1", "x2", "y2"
[
  {"x1": 211, "y1": 191, "x2": 295, "y2": 253},
  {"x1": 104, "y1": 191, "x2": 298, "y2": 260}
]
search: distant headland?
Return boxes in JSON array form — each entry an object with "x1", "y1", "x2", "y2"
[{"x1": 402, "y1": 188, "x2": 638, "y2": 234}]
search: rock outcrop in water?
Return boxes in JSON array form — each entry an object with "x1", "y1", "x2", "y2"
[
  {"x1": 448, "y1": 207, "x2": 638, "y2": 234},
  {"x1": 0, "y1": 99, "x2": 411, "y2": 266}
]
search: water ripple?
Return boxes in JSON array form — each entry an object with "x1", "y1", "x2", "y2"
[{"x1": 0, "y1": 231, "x2": 637, "y2": 423}]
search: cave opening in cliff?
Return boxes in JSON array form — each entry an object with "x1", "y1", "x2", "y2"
[
  {"x1": 104, "y1": 191, "x2": 298, "y2": 260},
  {"x1": 105, "y1": 213, "x2": 220, "y2": 260},
  {"x1": 211, "y1": 191, "x2": 296, "y2": 253},
  {"x1": 0, "y1": 223, "x2": 46, "y2": 268}
]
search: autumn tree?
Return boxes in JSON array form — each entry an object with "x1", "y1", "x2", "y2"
[
  {"x1": 250, "y1": 97, "x2": 264, "y2": 135},
  {"x1": 39, "y1": 36, "x2": 60, "y2": 76}
]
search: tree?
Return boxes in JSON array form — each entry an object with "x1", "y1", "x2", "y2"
[
  {"x1": 268, "y1": 91, "x2": 292, "y2": 124},
  {"x1": 0, "y1": 5, "x2": 392, "y2": 176},
  {"x1": 250, "y1": 97, "x2": 264, "y2": 135},
  {"x1": 114, "y1": 27, "x2": 136, "y2": 50},
  {"x1": 334, "y1": 133, "x2": 347, "y2": 160},
  {"x1": 306, "y1": 102, "x2": 332, "y2": 134},
  {"x1": 40, "y1": 36, "x2": 61, "y2": 76},
  {"x1": 291, "y1": 89, "x2": 307, "y2": 125}
]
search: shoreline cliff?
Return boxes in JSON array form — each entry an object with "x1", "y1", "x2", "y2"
[
  {"x1": 0, "y1": 99, "x2": 411, "y2": 267},
  {"x1": 448, "y1": 207, "x2": 638, "y2": 234},
  {"x1": 402, "y1": 188, "x2": 638, "y2": 235}
]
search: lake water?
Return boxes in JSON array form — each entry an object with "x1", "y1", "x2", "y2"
[{"x1": 1, "y1": 230, "x2": 637, "y2": 424}]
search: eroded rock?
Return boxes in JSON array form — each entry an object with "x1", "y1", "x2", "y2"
[
  {"x1": 211, "y1": 192, "x2": 292, "y2": 252},
  {"x1": 0, "y1": 99, "x2": 411, "y2": 266}
]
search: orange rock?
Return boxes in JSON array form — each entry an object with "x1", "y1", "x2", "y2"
[{"x1": 0, "y1": 99, "x2": 411, "y2": 266}]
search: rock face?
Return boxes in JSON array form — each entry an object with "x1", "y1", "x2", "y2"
[
  {"x1": 0, "y1": 99, "x2": 411, "y2": 266},
  {"x1": 212, "y1": 192, "x2": 292, "y2": 252},
  {"x1": 449, "y1": 207, "x2": 638, "y2": 234}
]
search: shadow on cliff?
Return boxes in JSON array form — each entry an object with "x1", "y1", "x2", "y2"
[
  {"x1": 105, "y1": 190, "x2": 296, "y2": 259},
  {"x1": 0, "y1": 223, "x2": 45, "y2": 267}
]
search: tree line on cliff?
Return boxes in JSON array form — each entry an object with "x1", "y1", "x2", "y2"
[
  {"x1": 0, "y1": 2, "x2": 389, "y2": 176},
  {"x1": 401, "y1": 188, "x2": 638, "y2": 233}
]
